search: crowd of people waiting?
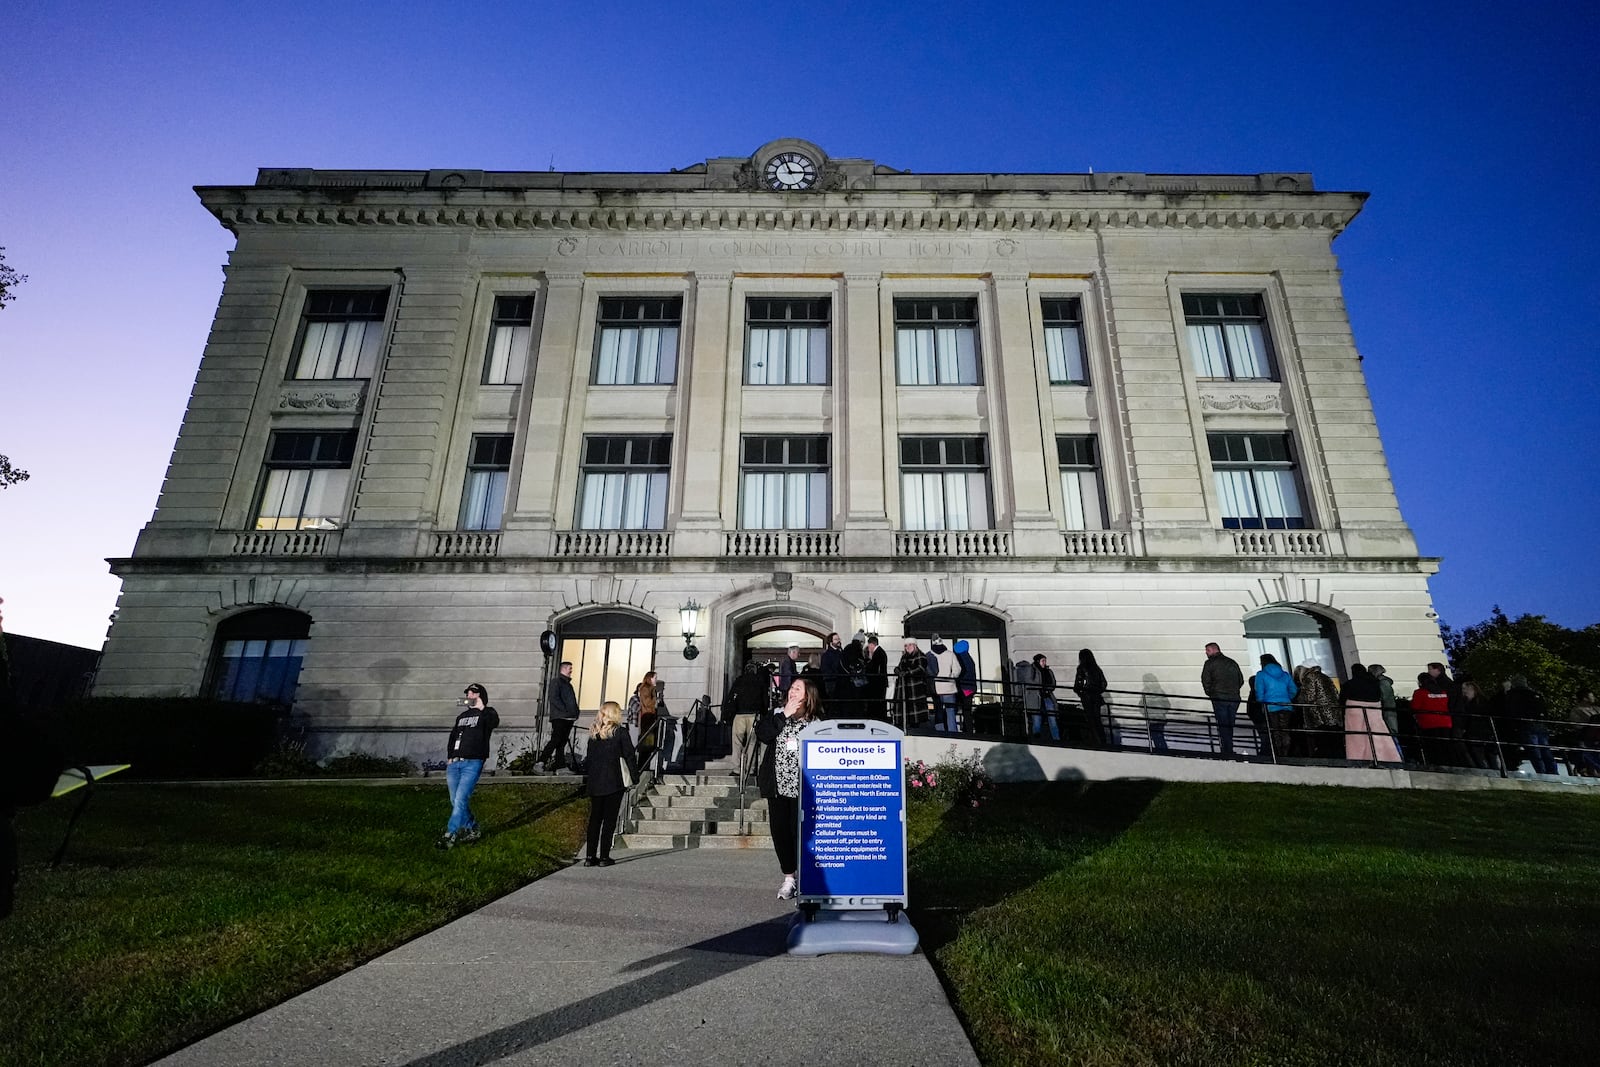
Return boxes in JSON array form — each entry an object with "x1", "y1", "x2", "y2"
[{"x1": 720, "y1": 631, "x2": 1599, "y2": 779}]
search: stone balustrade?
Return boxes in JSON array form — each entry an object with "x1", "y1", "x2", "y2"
[
  {"x1": 1062, "y1": 530, "x2": 1133, "y2": 557},
  {"x1": 1230, "y1": 529, "x2": 1329, "y2": 557},
  {"x1": 430, "y1": 532, "x2": 501, "y2": 558},
  {"x1": 723, "y1": 530, "x2": 841, "y2": 559},
  {"x1": 231, "y1": 530, "x2": 335, "y2": 557},
  {"x1": 553, "y1": 530, "x2": 673, "y2": 558},
  {"x1": 894, "y1": 529, "x2": 1012, "y2": 558}
]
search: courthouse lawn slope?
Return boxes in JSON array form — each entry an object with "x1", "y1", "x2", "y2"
[
  {"x1": 909, "y1": 782, "x2": 1600, "y2": 1067},
  {"x1": 1, "y1": 782, "x2": 585, "y2": 1067}
]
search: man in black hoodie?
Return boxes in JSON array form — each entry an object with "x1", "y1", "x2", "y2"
[{"x1": 438, "y1": 683, "x2": 499, "y2": 849}]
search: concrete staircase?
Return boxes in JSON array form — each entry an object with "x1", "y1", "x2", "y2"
[{"x1": 621, "y1": 757, "x2": 770, "y2": 850}]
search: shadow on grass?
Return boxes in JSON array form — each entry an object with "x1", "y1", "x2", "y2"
[{"x1": 909, "y1": 776, "x2": 1165, "y2": 953}]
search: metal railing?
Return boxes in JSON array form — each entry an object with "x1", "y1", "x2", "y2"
[{"x1": 884, "y1": 673, "x2": 1600, "y2": 780}]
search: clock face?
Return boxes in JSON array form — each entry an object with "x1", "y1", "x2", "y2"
[{"x1": 764, "y1": 151, "x2": 818, "y2": 190}]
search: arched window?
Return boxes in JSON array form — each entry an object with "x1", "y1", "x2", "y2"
[
  {"x1": 1244, "y1": 607, "x2": 1343, "y2": 678},
  {"x1": 209, "y1": 608, "x2": 312, "y2": 706},
  {"x1": 559, "y1": 611, "x2": 657, "y2": 711},
  {"x1": 903, "y1": 606, "x2": 1008, "y2": 693}
]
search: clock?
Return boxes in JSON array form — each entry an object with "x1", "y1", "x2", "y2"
[{"x1": 763, "y1": 151, "x2": 819, "y2": 191}]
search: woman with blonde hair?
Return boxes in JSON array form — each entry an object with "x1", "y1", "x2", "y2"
[
  {"x1": 583, "y1": 701, "x2": 638, "y2": 867},
  {"x1": 755, "y1": 676, "x2": 823, "y2": 900}
]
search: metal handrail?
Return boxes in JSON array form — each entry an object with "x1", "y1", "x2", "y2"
[
  {"x1": 890, "y1": 671, "x2": 1600, "y2": 779},
  {"x1": 613, "y1": 715, "x2": 668, "y2": 845}
]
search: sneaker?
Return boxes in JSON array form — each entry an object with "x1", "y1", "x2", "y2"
[
  {"x1": 458, "y1": 828, "x2": 482, "y2": 844},
  {"x1": 597, "y1": 857, "x2": 616, "y2": 867},
  {"x1": 582, "y1": 858, "x2": 598, "y2": 867},
  {"x1": 777, "y1": 875, "x2": 797, "y2": 900},
  {"x1": 434, "y1": 833, "x2": 455, "y2": 851}
]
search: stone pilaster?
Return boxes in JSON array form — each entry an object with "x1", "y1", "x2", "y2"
[
  {"x1": 988, "y1": 272, "x2": 1060, "y2": 556},
  {"x1": 673, "y1": 272, "x2": 733, "y2": 556},
  {"x1": 840, "y1": 270, "x2": 892, "y2": 557},
  {"x1": 503, "y1": 272, "x2": 584, "y2": 553}
]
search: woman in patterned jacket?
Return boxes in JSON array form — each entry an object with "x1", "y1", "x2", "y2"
[{"x1": 756, "y1": 676, "x2": 823, "y2": 900}]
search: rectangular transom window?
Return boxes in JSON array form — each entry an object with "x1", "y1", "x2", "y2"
[
  {"x1": 745, "y1": 297, "x2": 830, "y2": 385},
  {"x1": 1208, "y1": 432, "x2": 1307, "y2": 530},
  {"x1": 579, "y1": 434, "x2": 671, "y2": 529},
  {"x1": 255, "y1": 430, "x2": 357, "y2": 530},
  {"x1": 895, "y1": 298, "x2": 981, "y2": 385},
  {"x1": 740, "y1": 435, "x2": 830, "y2": 529},
  {"x1": 594, "y1": 297, "x2": 681, "y2": 385},
  {"x1": 291, "y1": 290, "x2": 389, "y2": 380},
  {"x1": 460, "y1": 434, "x2": 514, "y2": 530},
  {"x1": 1056, "y1": 434, "x2": 1107, "y2": 530},
  {"x1": 484, "y1": 295, "x2": 534, "y2": 384},
  {"x1": 1184, "y1": 292, "x2": 1276, "y2": 381},
  {"x1": 1041, "y1": 298, "x2": 1089, "y2": 385},
  {"x1": 899, "y1": 435, "x2": 991, "y2": 530}
]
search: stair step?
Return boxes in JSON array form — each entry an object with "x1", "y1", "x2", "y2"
[
  {"x1": 619, "y1": 831, "x2": 772, "y2": 850},
  {"x1": 633, "y1": 818, "x2": 771, "y2": 836}
]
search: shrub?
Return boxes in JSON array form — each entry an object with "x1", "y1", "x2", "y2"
[
  {"x1": 496, "y1": 736, "x2": 541, "y2": 775},
  {"x1": 322, "y1": 752, "x2": 417, "y2": 777},
  {"x1": 906, "y1": 746, "x2": 996, "y2": 810},
  {"x1": 253, "y1": 739, "x2": 321, "y2": 779},
  {"x1": 44, "y1": 696, "x2": 280, "y2": 779}
]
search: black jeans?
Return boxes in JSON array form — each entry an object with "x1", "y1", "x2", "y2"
[
  {"x1": 541, "y1": 718, "x2": 575, "y2": 769},
  {"x1": 586, "y1": 789, "x2": 624, "y2": 860},
  {"x1": 768, "y1": 793, "x2": 799, "y2": 876}
]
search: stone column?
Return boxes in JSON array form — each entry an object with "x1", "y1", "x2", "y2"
[
  {"x1": 503, "y1": 271, "x2": 584, "y2": 555},
  {"x1": 988, "y1": 273, "x2": 1060, "y2": 557},
  {"x1": 840, "y1": 270, "x2": 892, "y2": 556},
  {"x1": 673, "y1": 272, "x2": 733, "y2": 557}
]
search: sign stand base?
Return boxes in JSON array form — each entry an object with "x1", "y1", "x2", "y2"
[{"x1": 784, "y1": 908, "x2": 921, "y2": 957}]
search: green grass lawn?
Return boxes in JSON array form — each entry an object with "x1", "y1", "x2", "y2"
[
  {"x1": 908, "y1": 782, "x2": 1600, "y2": 1067},
  {"x1": 1, "y1": 781, "x2": 586, "y2": 1067}
]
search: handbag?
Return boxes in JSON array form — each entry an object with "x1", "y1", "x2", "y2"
[{"x1": 620, "y1": 755, "x2": 635, "y2": 789}]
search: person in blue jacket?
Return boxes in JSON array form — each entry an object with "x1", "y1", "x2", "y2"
[
  {"x1": 953, "y1": 639, "x2": 978, "y2": 731},
  {"x1": 1253, "y1": 654, "x2": 1298, "y2": 759}
]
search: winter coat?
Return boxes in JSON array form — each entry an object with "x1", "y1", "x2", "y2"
[
  {"x1": 1254, "y1": 664, "x2": 1298, "y2": 714},
  {"x1": 547, "y1": 674, "x2": 580, "y2": 721},
  {"x1": 894, "y1": 650, "x2": 931, "y2": 710},
  {"x1": 1411, "y1": 687, "x2": 1452, "y2": 731},
  {"x1": 928, "y1": 644, "x2": 959, "y2": 696},
  {"x1": 1201, "y1": 653, "x2": 1244, "y2": 700},
  {"x1": 1073, "y1": 662, "x2": 1107, "y2": 698},
  {"x1": 953, "y1": 641, "x2": 977, "y2": 695},
  {"x1": 1298, "y1": 669, "x2": 1343, "y2": 728},
  {"x1": 1015, "y1": 660, "x2": 1042, "y2": 712},
  {"x1": 583, "y1": 728, "x2": 638, "y2": 797}
]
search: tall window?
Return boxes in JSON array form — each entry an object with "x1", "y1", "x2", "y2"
[
  {"x1": 594, "y1": 297, "x2": 681, "y2": 385},
  {"x1": 291, "y1": 290, "x2": 389, "y2": 380},
  {"x1": 210, "y1": 609, "x2": 311, "y2": 707},
  {"x1": 559, "y1": 611, "x2": 657, "y2": 714},
  {"x1": 460, "y1": 434, "x2": 513, "y2": 530},
  {"x1": 741, "y1": 435, "x2": 829, "y2": 529},
  {"x1": 1057, "y1": 435, "x2": 1107, "y2": 530},
  {"x1": 1208, "y1": 432, "x2": 1308, "y2": 529},
  {"x1": 484, "y1": 294, "x2": 534, "y2": 384},
  {"x1": 746, "y1": 297, "x2": 829, "y2": 385},
  {"x1": 1184, "y1": 293, "x2": 1276, "y2": 380},
  {"x1": 895, "y1": 298, "x2": 981, "y2": 385},
  {"x1": 579, "y1": 435, "x2": 671, "y2": 530},
  {"x1": 900, "y1": 436, "x2": 991, "y2": 530},
  {"x1": 1041, "y1": 298, "x2": 1089, "y2": 385},
  {"x1": 255, "y1": 430, "x2": 356, "y2": 530}
]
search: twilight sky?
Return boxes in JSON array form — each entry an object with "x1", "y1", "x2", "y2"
[{"x1": 1, "y1": 0, "x2": 1596, "y2": 649}]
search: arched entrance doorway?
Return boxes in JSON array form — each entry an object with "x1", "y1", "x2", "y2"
[
  {"x1": 207, "y1": 607, "x2": 312, "y2": 708},
  {"x1": 557, "y1": 610, "x2": 658, "y2": 712},
  {"x1": 903, "y1": 605, "x2": 1009, "y2": 696},
  {"x1": 1244, "y1": 607, "x2": 1344, "y2": 678}
]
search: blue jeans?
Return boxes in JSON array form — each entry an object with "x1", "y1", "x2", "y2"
[
  {"x1": 1031, "y1": 697, "x2": 1060, "y2": 741},
  {"x1": 936, "y1": 694, "x2": 959, "y2": 733},
  {"x1": 1210, "y1": 698, "x2": 1240, "y2": 756},
  {"x1": 1524, "y1": 727, "x2": 1558, "y2": 775},
  {"x1": 446, "y1": 758, "x2": 485, "y2": 835}
]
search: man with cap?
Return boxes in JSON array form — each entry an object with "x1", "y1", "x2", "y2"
[{"x1": 439, "y1": 683, "x2": 499, "y2": 849}]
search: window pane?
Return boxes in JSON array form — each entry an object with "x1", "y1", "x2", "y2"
[
  {"x1": 1061, "y1": 471, "x2": 1087, "y2": 530},
  {"x1": 806, "y1": 471, "x2": 827, "y2": 528},
  {"x1": 901, "y1": 473, "x2": 925, "y2": 530},
  {"x1": 334, "y1": 320, "x2": 367, "y2": 377},
  {"x1": 596, "y1": 328, "x2": 622, "y2": 384},
  {"x1": 954, "y1": 327, "x2": 979, "y2": 384},
  {"x1": 1255, "y1": 470, "x2": 1305, "y2": 528},
  {"x1": 935, "y1": 328, "x2": 958, "y2": 383},
  {"x1": 601, "y1": 473, "x2": 626, "y2": 528},
  {"x1": 1215, "y1": 470, "x2": 1260, "y2": 529},
  {"x1": 580, "y1": 473, "x2": 605, "y2": 529},
  {"x1": 656, "y1": 327, "x2": 678, "y2": 384},
  {"x1": 1188, "y1": 324, "x2": 1230, "y2": 378},
  {"x1": 644, "y1": 471, "x2": 668, "y2": 529},
  {"x1": 1225, "y1": 322, "x2": 1269, "y2": 378},
  {"x1": 299, "y1": 469, "x2": 349, "y2": 528},
  {"x1": 808, "y1": 327, "x2": 828, "y2": 384}
]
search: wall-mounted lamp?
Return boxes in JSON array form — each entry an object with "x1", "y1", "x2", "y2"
[
  {"x1": 861, "y1": 597, "x2": 881, "y2": 639},
  {"x1": 680, "y1": 599, "x2": 702, "y2": 660}
]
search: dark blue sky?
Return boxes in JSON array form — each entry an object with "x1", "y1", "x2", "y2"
[{"x1": 1, "y1": 0, "x2": 1596, "y2": 646}]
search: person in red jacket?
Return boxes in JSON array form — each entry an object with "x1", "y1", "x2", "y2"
[{"x1": 1411, "y1": 665, "x2": 1467, "y2": 768}]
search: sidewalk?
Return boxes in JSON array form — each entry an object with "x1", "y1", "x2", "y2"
[{"x1": 156, "y1": 846, "x2": 979, "y2": 1067}]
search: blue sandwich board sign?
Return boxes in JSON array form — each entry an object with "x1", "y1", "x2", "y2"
[{"x1": 797, "y1": 720, "x2": 907, "y2": 911}]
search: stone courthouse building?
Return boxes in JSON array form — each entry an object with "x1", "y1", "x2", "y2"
[{"x1": 94, "y1": 139, "x2": 1444, "y2": 755}]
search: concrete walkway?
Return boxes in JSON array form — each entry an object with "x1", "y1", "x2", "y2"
[{"x1": 156, "y1": 847, "x2": 979, "y2": 1067}]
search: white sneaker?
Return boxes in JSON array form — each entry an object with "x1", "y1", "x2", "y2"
[{"x1": 777, "y1": 875, "x2": 797, "y2": 900}]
